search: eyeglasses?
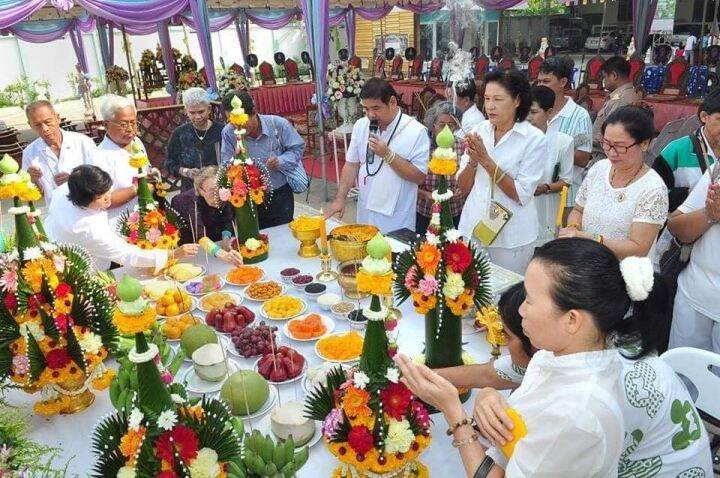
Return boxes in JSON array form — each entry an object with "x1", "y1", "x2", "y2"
[
  {"x1": 601, "y1": 139, "x2": 639, "y2": 154},
  {"x1": 109, "y1": 120, "x2": 138, "y2": 130}
]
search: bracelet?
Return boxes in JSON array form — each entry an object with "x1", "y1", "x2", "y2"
[
  {"x1": 384, "y1": 151, "x2": 396, "y2": 165},
  {"x1": 593, "y1": 233, "x2": 604, "y2": 244},
  {"x1": 473, "y1": 456, "x2": 496, "y2": 478},
  {"x1": 495, "y1": 171, "x2": 507, "y2": 184},
  {"x1": 446, "y1": 417, "x2": 476, "y2": 436},
  {"x1": 452, "y1": 433, "x2": 480, "y2": 448}
]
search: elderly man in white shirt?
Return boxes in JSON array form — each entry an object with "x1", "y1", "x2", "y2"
[
  {"x1": 325, "y1": 78, "x2": 429, "y2": 233},
  {"x1": 21, "y1": 100, "x2": 98, "y2": 204},
  {"x1": 95, "y1": 95, "x2": 149, "y2": 222},
  {"x1": 45, "y1": 165, "x2": 197, "y2": 271}
]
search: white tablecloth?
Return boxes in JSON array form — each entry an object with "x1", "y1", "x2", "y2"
[{"x1": 5, "y1": 220, "x2": 521, "y2": 477}]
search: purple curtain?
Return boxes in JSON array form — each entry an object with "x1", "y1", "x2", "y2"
[
  {"x1": 158, "y1": 20, "x2": 177, "y2": 101},
  {"x1": 96, "y1": 18, "x2": 114, "y2": 70},
  {"x1": 121, "y1": 22, "x2": 159, "y2": 36},
  {"x1": 234, "y1": 10, "x2": 250, "y2": 72},
  {"x1": 76, "y1": 0, "x2": 188, "y2": 25},
  {"x1": 180, "y1": 9, "x2": 237, "y2": 32},
  {"x1": 400, "y1": 2, "x2": 443, "y2": 13},
  {"x1": 474, "y1": 0, "x2": 525, "y2": 7},
  {"x1": 245, "y1": 9, "x2": 299, "y2": 30},
  {"x1": 345, "y1": 7, "x2": 356, "y2": 56},
  {"x1": 0, "y1": 0, "x2": 46, "y2": 30},
  {"x1": 189, "y1": 0, "x2": 217, "y2": 91},
  {"x1": 355, "y1": 6, "x2": 393, "y2": 21},
  {"x1": 68, "y1": 24, "x2": 89, "y2": 74},
  {"x1": 329, "y1": 8, "x2": 346, "y2": 27},
  {"x1": 632, "y1": 0, "x2": 659, "y2": 55},
  {"x1": 300, "y1": 0, "x2": 329, "y2": 122}
]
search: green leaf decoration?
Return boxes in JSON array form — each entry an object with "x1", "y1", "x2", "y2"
[
  {"x1": 26, "y1": 333, "x2": 46, "y2": 382},
  {"x1": 328, "y1": 410, "x2": 351, "y2": 443},
  {"x1": 38, "y1": 307, "x2": 60, "y2": 340},
  {"x1": 64, "y1": 325, "x2": 86, "y2": 374},
  {"x1": 91, "y1": 413, "x2": 131, "y2": 477},
  {"x1": 0, "y1": 347, "x2": 13, "y2": 379},
  {"x1": 0, "y1": 301, "x2": 20, "y2": 349},
  {"x1": 303, "y1": 366, "x2": 347, "y2": 422},
  {"x1": 39, "y1": 274, "x2": 55, "y2": 311},
  {"x1": 192, "y1": 397, "x2": 243, "y2": 462}
]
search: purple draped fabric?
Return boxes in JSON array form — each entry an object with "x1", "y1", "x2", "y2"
[
  {"x1": 121, "y1": 22, "x2": 159, "y2": 35},
  {"x1": 632, "y1": 0, "x2": 658, "y2": 56},
  {"x1": 234, "y1": 11, "x2": 250, "y2": 72},
  {"x1": 96, "y1": 18, "x2": 114, "y2": 69},
  {"x1": 474, "y1": 0, "x2": 525, "y2": 7},
  {"x1": 400, "y1": 2, "x2": 443, "y2": 13},
  {"x1": 329, "y1": 9, "x2": 346, "y2": 27},
  {"x1": 76, "y1": 0, "x2": 188, "y2": 25},
  {"x1": 180, "y1": 9, "x2": 237, "y2": 33},
  {"x1": 300, "y1": 0, "x2": 329, "y2": 124},
  {"x1": 8, "y1": 16, "x2": 93, "y2": 43},
  {"x1": 0, "y1": 0, "x2": 46, "y2": 30},
  {"x1": 51, "y1": 0, "x2": 74, "y2": 13},
  {"x1": 158, "y1": 20, "x2": 177, "y2": 101},
  {"x1": 68, "y1": 25, "x2": 89, "y2": 74},
  {"x1": 189, "y1": 0, "x2": 217, "y2": 90},
  {"x1": 355, "y1": 6, "x2": 393, "y2": 21},
  {"x1": 245, "y1": 9, "x2": 299, "y2": 30},
  {"x1": 345, "y1": 7, "x2": 356, "y2": 56}
]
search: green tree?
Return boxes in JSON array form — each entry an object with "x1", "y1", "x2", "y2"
[{"x1": 506, "y1": 0, "x2": 567, "y2": 17}]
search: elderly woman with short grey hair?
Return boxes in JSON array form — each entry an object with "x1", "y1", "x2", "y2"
[
  {"x1": 165, "y1": 87, "x2": 224, "y2": 191},
  {"x1": 415, "y1": 101, "x2": 466, "y2": 234}
]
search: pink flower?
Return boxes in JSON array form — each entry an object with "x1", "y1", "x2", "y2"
[
  {"x1": 12, "y1": 355, "x2": 29, "y2": 375},
  {"x1": 334, "y1": 91, "x2": 343, "y2": 100},
  {"x1": 404, "y1": 265, "x2": 418, "y2": 290},
  {"x1": 218, "y1": 187, "x2": 231, "y2": 202},
  {"x1": 232, "y1": 181, "x2": 247, "y2": 196},
  {"x1": 128, "y1": 230, "x2": 139, "y2": 243},
  {"x1": 146, "y1": 227, "x2": 162, "y2": 245},
  {"x1": 0, "y1": 269, "x2": 18, "y2": 293},
  {"x1": 52, "y1": 254, "x2": 65, "y2": 274},
  {"x1": 128, "y1": 211, "x2": 140, "y2": 224},
  {"x1": 322, "y1": 408, "x2": 344, "y2": 438},
  {"x1": 411, "y1": 400, "x2": 430, "y2": 427},
  {"x1": 418, "y1": 275, "x2": 438, "y2": 296},
  {"x1": 385, "y1": 319, "x2": 398, "y2": 331},
  {"x1": 160, "y1": 371, "x2": 173, "y2": 384},
  {"x1": 432, "y1": 203, "x2": 441, "y2": 214}
]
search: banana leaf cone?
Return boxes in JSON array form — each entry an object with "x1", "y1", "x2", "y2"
[
  {"x1": 359, "y1": 295, "x2": 392, "y2": 376},
  {"x1": 13, "y1": 197, "x2": 40, "y2": 263},
  {"x1": 27, "y1": 201, "x2": 47, "y2": 240},
  {"x1": 234, "y1": 199, "x2": 268, "y2": 264}
]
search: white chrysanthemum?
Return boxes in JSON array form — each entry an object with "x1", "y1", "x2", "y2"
[
  {"x1": 432, "y1": 147, "x2": 457, "y2": 160},
  {"x1": 79, "y1": 331, "x2": 103, "y2": 355},
  {"x1": 385, "y1": 419, "x2": 414, "y2": 453},
  {"x1": 443, "y1": 271, "x2": 465, "y2": 299},
  {"x1": 20, "y1": 321, "x2": 45, "y2": 342},
  {"x1": 361, "y1": 257, "x2": 391, "y2": 275},
  {"x1": 353, "y1": 371, "x2": 370, "y2": 389},
  {"x1": 425, "y1": 231, "x2": 440, "y2": 246},
  {"x1": 22, "y1": 246, "x2": 42, "y2": 261},
  {"x1": 117, "y1": 466, "x2": 136, "y2": 478},
  {"x1": 385, "y1": 367, "x2": 400, "y2": 384},
  {"x1": 171, "y1": 393, "x2": 186, "y2": 404},
  {"x1": 188, "y1": 448, "x2": 221, "y2": 478},
  {"x1": 444, "y1": 229, "x2": 462, "y2": 243},
  {"x1": 39, "y1": 241, "x2": 57, "y2": 252},
  {"x1": 157, "y1": 409, "x2": 177, "y2": 431},
  {"x1": 128, "y1": 408, "x2": 144, "y2": 430}
]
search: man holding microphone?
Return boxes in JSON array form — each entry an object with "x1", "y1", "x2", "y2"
[{"x1": 325, "y1": 78, "x2": 429, "y2": 233}]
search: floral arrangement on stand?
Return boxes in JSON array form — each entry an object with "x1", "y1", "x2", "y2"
[
  {"x1": 106, "y1": 65, "x2": 130, "y2": 95},
  {"x1": 217, "y1": 70, "x2": 248, "y2": 98},
  {"x1": 0, "y1": 156, "x2": 117, "y2": 416},
  {"x1": 180, "y1": 55, "x2": 199, "y2": 73},
  {"x1": 139, "y1": 49, "x2": 157, "y2": 71},
  {"x1": 393, "y1": 126, "x2": 491, "y2": 401},
  {"x1": 155, "y1": 45, "x2": 182, "y2": 68},
  {"x1": 326, "y1": 64, "x2": 365, "y2": 103},
  {"x1": 92, "y1": 275, "x2": 244, "y2": 477},
  {"x1": 306, "y1": 234, "x2": 431, "y2": 478},
  {"x1": 178, "y1": 70, "x2": 207, "y2": 94},
  {"x1": 217, "y1": 96, "x2": 272, "y2": 264},
  {"x1": 116, "y1": 140, "x2": 184, "y2": 252}
]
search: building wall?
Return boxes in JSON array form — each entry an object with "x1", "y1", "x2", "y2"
[{"x1": 355, "y1": 9, "x2": 416, "y2": 67}]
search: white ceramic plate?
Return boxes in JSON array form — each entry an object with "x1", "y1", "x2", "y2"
[
  {"x1": 156, "y1": 296, "x2": 199, "y2": 320},
  {"x1": 301, "y1": 363, "x2": 351, "y2": 395},
  {"x1": 314, "y1": 332, "x2": 364, "y2": 364},
  {"x1": 217, "y1": 384, "x2": 279, "y2": 420},
  {"x1": 254, "y1": 413, "x2": 323, "y2": 449},
  {"x1": 260, "y1": 297, "x2": 308, "y2": 321},
  {"x1": 164, "y1": 264, "x2": 206, "y2": 284},
  {"x1": 198, "y1": 291, "x2": 244, "y2": 313},
  {"x1": 225, "y1": 326, "x2": 282, "y2": 359},
  {"x1": 184, "y1": 275, "x2": 226, "y2": 296},
  {"x1": 252, "y1": 355, "x2": 308, "y2": 385},
  {"x1": 225, "y1": 267, "x2": 266, "y2": 287},
  {"x1": 177, "y1": 359, "x2": 239, "y2": 394},
  {"x1": 283, "y1": 315, "x2": 335, "y2": 342},
  {"x1": 242, "y1": 281, "x2": 286, "y2": 302}
]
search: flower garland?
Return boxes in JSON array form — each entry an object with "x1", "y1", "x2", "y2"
[{"x1": 327, "y1": 64, "x2": 365, "y2": 103}]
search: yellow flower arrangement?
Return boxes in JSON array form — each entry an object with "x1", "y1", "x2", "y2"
[
  {"x1": 180, "y1": 404, "x2": 206, "y2": 422},
  {"x1": 53, "y1": 293, "x2": 73, "y2": 315},
  {"x1": 229, "y1": 111, "x2": 249, "y2": 127},
  {"x1": 416, "y1": 244, "x2": 441, "y2": 275},
  {"x1": 342, "y1": 387, "x2": 372, "y2": 418},
  {"x1": 113, "y1": 307, "x2": 157, "y2": 335},
  {"x1": 356, "y1": 270, "x2": 394, "y2": 296},
  {"x1": 411, "y1": 292, "x2": 437, "y2": 314},
  {"x1": 34, "y1": 394, "x2": 73, "y2": 415},
  {"x1": 428, "y1": 157, "x2": 458, "y2": 176},
  {"x1": 446, "y1": 291, "x2": 474, "y2": 317},
  {"x1": 22, "y1": 258, "x2": 58, "y2": 293},
  {"x1": 120, "y1": 427, "x2": 146, "y2": 465},
  {"x1": 143, "y1": 210, "x2": 164, "y2": 228},
  {"x1": 129, "y1": 154, "x2": 149, "y2": 169},
  {"x1": 249, "y1": 189, "x2": 264, "y2": 204},
  {"x1": 91, "y1": 368, "x2": 117, "y2": 390},
  {"x1": 327, "y1": 433, "x2": 431, "y2": 475},
  {"x1": 230, "y1": 194, "x2": 246, "y2": 208}
]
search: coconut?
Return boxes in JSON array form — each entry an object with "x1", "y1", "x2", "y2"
[
  {"x1": 181, "y1": 324, "x2": 218, "y2": 356},
  {"x1": 220, "y1": 370, "x2": 269, "y2": 415}
]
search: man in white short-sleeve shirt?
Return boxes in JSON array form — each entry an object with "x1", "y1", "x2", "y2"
[
  {"x1": 21, "y1": 100, "x2": 98, "y2": 204},
  {"x1": 446, "y1": 79, "x2": 484, "y2": 138},
  {"x1": 325, "y1": 78, "x2": 429, "y2": 233},
  {"x1": 537, "y1": 57, "x2": 593, "y2": 207},
  {"x1": 668, "y1": 165, "x2": 720, "y2": 354}
]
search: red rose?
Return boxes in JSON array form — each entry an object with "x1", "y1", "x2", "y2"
[
  {"x1": 3, "y1": 293, "x2": 18, "y2": 311},
  {"x1": 27, "y1": 294, "x2": 46, "y2": 310},
  {"x1": 54, "y1": 314, "x2": 73, "y2": 334},
  {"x1": 347, "y1": 425, "x2": 374, "y2": 455},
  {"x1": 55, "y1": 283, "x2": 72, "y2": 298},
  {"x1": 380, "y1": 382, "x2": 413, "y2": 421},
  {"x1": 443, "y1": 243, "x2": 472, "y2": 273},
  {"x1": 164, "y1": 224, "x2": 177, "y2": 235},
  {"x1": 45, "y1": 349, "x2": 72, "y2": 369}
]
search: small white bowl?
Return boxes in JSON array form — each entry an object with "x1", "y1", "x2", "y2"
[
  {"x1": 280, "y1": 269, "x2": 301, "y2": 283},
  {"x1": 347, "y1": 310, "x2": 367, "y2": 330},
  {"x1": 303, "y1": 283, "x2": 327, "y2": 300},
  {"x1": 317, "y1": 293, "x2": 341, "y2": 311}
]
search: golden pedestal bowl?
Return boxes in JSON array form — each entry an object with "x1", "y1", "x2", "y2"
[
  {"x1": 289, "y1": 223, "x2": 321, "y2": 257},
  {"x1": 337, "y1": 260, "x2": 369, "y2": 300},
  {"x1": 328, "y1": 224, "x2": 379, "y2": 263}
]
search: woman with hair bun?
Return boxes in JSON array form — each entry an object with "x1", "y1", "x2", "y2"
[{"x1": 393, "y1": 238, "x2": 711, "y2": 477}]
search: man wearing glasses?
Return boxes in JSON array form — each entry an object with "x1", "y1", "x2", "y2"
[
  {"x1": 95, "y1": 95, "x2": 148, "y2": 221},
  {"x1": 22, "y1": 100, "x2": 99, "y2": 204}
]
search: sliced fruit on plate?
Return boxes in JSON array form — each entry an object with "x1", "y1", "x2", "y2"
[{"x1": 257, "y1": 346, "x2": 305, "y2": 382}]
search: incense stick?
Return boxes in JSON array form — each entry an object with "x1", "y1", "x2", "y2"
[{"x1": 202, "y1": 226, "x2": 209, "y2": 270}]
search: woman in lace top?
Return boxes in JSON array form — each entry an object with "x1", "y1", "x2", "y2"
[{"x1": 559, "y1": 106, "x2": 668, "y2": 258}]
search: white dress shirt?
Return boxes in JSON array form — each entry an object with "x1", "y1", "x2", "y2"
[
  {"x1": 45, "y1": 185, "x2": 167, "y2": 272},
  {"x1": 460, "y1": 104, "x2": 485, "y2": 133},
  {"x1": 346, "y1": 110, "x2": 430, "y2": 233},
  {"x1": 536, "y1": 130, "x2": 574, "y2": 243},
  {"x1": 487, "y1": 349, "x2": 625, "y2": 477},
  {"x1": 21, "y1": 130, "x2": 98, "y2": 203},
  {"x1": 458, "y1": 120, "x2": 546, "y2": 249},
  {"x1": 95, "y1": 136, "x2": 147, "y2": 222}
]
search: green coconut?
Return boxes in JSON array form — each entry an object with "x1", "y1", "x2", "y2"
[
  {"x1": 366, "y1": 232, "x2": 391, "y2": 260},
  {"x1": 0, "y1": 154, "x2": 19, "y2": 174},
  {"x1": 116, "y1": 274, "x2": 142, "y2": 302},
  {"x1": 436, "y1": 125, "x2": 455, "y2": 149},
  {"x1": 220, "y1": 369, "x2": 270, "y2": 415},
  {"x1": 180, "y1": 324, "x2": 218, "y2": 356}
]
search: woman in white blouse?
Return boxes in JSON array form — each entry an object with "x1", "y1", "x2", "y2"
[
  {"x1": 45, "y1": 165, "x2": 198, "y2": 271},
  {"x1": 394, "y1": 238, "x2": 670, "y2": 477},
  {"x1": 559, "y1": 106, "x2": 668, "y2": 258},
  {"x1": 458, "y1": 70, "x2": 545, "y2": 274}
]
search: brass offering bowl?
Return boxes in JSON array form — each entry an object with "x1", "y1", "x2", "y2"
[
  {"x1": 328, "y1": 224, "x2": 379, "y2": 263},
  {"x1": 289, "y1": 221, "x2": 321, "y2": 257},
  {"x1": 337, "y1": 260, "x2": 369, "y2": 300}
]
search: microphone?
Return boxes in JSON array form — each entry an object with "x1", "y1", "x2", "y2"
[{"x1": 366, "y1": 119, "x2": 379, "y2": 164}]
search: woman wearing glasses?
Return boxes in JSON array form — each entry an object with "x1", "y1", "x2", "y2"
[
  {"x1": 95, "y1": 94, "x2": 148, "y2": 221},
  {"x1": 558, "y1": 106, "x2": 668, "y2": 258}
]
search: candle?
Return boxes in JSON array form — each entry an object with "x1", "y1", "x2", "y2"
[
  {"x1": 556, "y1": 185, "x2": 568, "y2": 229},
  {"x1": 319, "y1": 209, "x2": 328, "y2": 255}
]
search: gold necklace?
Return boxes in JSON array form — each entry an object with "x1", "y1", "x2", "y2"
[{"x1": 610, "y1": 163, "x2": 644, "y2": 202}]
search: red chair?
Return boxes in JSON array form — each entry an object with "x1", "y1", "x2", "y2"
[
  {"x1": 258, "y1": 61, "x2": 276, "y2": 85},
  {"x1": 628, "y1": 57, "x2": 645, "y2": 86},
  {"x1": 499, "y1": 56, "x2": 515, "y2": 72},
  {"x1": 661, "y1": 57, "x2": 690, "y2": 96},
  {"x1": 475, "y1": 55, "x2": 490, "y2": 78},
  {"x1": 527, "y1": 55, "x2": 544, "y2": 81},
  {"x1": 429, "y1": 57, "x2": 443, "y2": 82},
  {"x1": 584, "y1": 55, "x2": 605, "y2": 90},
  {"x1": 408, "y1": 57, "x2": 423, "y2": 80},
  {"x1": 374, "y1": 56, "x2": 386, "y2": 78},
  {"x1": 348, "y1": 55, "x2": 362, "y2": 69},
  {"x1": 229, "y1": 63, "x2": 244, "y2": 76},
  {"x1": 390, "y1": 55, "x2": 404, "y2": 80},
  {"x1": 285, "y1": 59, "x2": 300, "y2": 82}
]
